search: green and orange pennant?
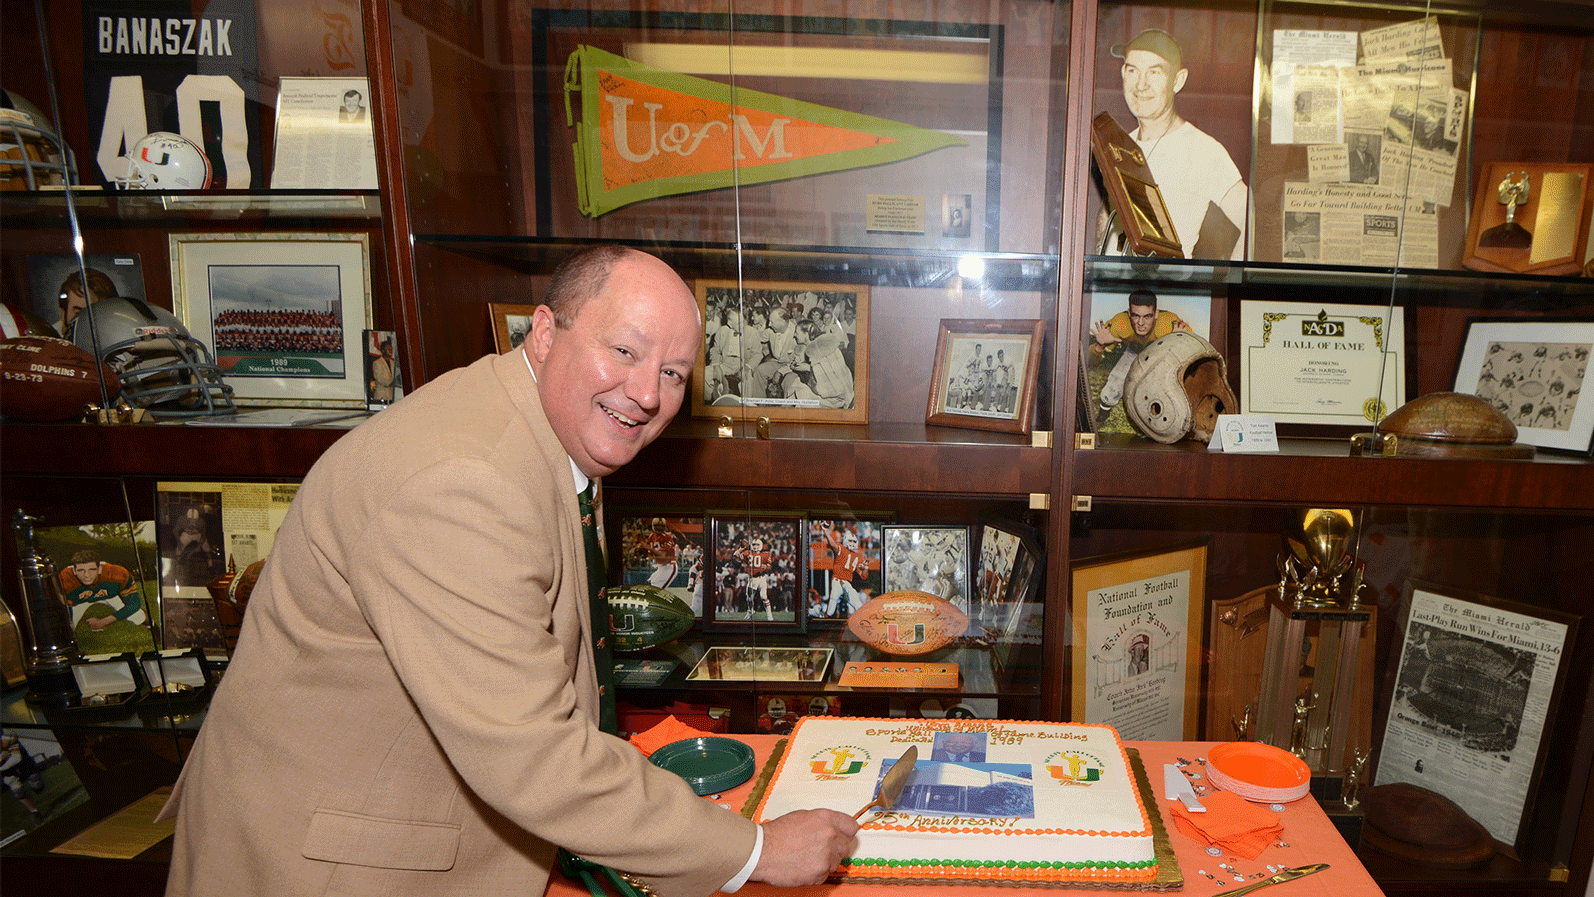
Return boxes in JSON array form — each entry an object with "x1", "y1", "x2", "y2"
[{"x1": 565, "y1": 45, "x2": 967, "y2": 217}]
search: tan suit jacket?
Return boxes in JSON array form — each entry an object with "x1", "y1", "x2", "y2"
[{"x1": 161, "y1": 351, "x2": 756, "y2": 897}]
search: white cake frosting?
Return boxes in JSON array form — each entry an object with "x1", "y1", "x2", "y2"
[{"x1": 754, "y1": 717, "x2": 1158, "y2": 884}]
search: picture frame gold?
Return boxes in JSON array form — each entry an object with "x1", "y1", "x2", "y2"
[
  {"x1": 1069, "y1": 540, "x2": 1206, "y2": 741},
  {"x1": 691, "y1": 279, "x2": 868, "y2": 425},
  {"x1": 488, "y1": 303, "x2": 540, "y2": 354},
  {"x1": 925, "y1": 318, "x2": 1044, "y2": 434},
  {"x1": 1089, "y1": 112, "x2": 1182, "y2": 258}
]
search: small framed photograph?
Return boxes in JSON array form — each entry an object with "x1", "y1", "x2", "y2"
[
  {"x1": 926, "y1": 319, "x2": 1045, "y2": 434},
  {"x1": 806, "y1": 515, "x2": 890, "y2": 625},
  {"x1": 617, "y1": 513, "x2": 707, "y2": 618},
  {"x1": 974, "y1": 516, "x2": 1043, "y2": 640},
  {"x1": 1451, "y1": 316, "x2": 1594, "y2": 457},
  {"x1": 704, "y1": 513, "x2": 806, "y2": 633},
  {"x1": 687, "y1": 646, "x2": 834, "y2": 682},
  {"x1": 170, "y1": 233, "x2": 374, "y2": 407},
  {"x1": 490, "y1": 303, "x2": 540, "y2": 353},
  {"x1": 1069, "y1": 541, "x2": 1207, "y2": 741},
  {"x1": 691, "y1": 280, "x2": 869, "y2": 424},
  {"x1": 364, "y1": 330, "x2": 401, "y2": 406},
  {"x1": 1374, "y1": 579, "x2": 1578, "y2": 859},
  {"x1": 882, "y1": 525, "x2": 971, "y2": 614}
]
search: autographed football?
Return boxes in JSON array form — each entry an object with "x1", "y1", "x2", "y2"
[
  {"x1": 606, "y1": 584, "x2": 694, "y2": 652},
  {"x1": 0, "y1": 335, "x2": 119, "y2": 421},
  {"x1": 847, "y1": 590, "x2": 969, "y2": 655}
]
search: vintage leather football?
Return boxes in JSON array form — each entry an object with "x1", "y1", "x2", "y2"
[
  {"x1": 606, "y1": 584, "x2": 694, "y2": 651},
  {"x1": 847, "y1": 590, "x2": 969, "y2": 655},
  {"x1": 0, "y1": 335, "x2": 119, "y2": 421},
  {"x1": 1380, "y1": 391, "x2": 1534, "y2": 459}
]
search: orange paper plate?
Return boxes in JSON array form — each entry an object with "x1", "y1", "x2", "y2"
[{"x1": 1206, "y1": 742, "x2": 1311, "y2": 803}]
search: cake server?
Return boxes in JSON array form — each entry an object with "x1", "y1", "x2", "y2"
[
  {"x1": 854, "y1": 745, "x2": 918, "y2": 819},
  {"x1": 1163, "y1": 763, "x2": 1206, "y2": 813},
  {"x1": 1221, "y1": 863, "x2": 1330, "y2": 897}
]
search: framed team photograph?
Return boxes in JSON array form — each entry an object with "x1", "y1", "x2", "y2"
[
  {"x1": 1374, "y1": 579, "x2": 1578, "y2": 859},
  {"x1": 490, "y1": 302, "x2": 540, "y2": 353},
  {"x1": 170, "y1": 233, "x2": 374, "y2": 407},
  {"x1": 882, "y1": 525, "x2": 971, "y2": 614},
  {"x1": 805, "y1": 515, "x2": 890, "y2": 626},
  {"x1": 703, "y1": 513, "x2": 806, "y2": 633},
  {"x1": 1451, "y1": 316, "x2": 1594, "y2": 457},
  {"x1": 926, "y1": 319, "x2": 1046, "y2": 434},
  {"x1": 617, "y1": 513, "x2": 707, "y2": 618},
  {"x1": 691, "y1": 280, "x2": 869, "y2": 425}
]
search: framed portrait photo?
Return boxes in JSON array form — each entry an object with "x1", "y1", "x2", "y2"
[
  {"x1": 704, "y1": 513, "x2": 806, "y2": 633},
  {"x1": 691, "y1": 280, "x2": 868, "y2": 425},
  {"x1": 1451, "y1": 316, "x2": 1594, "y2": 457},
  {"x1": 1374, "y1": 579, "x2": 1578, "y2": 859},
  {"x1": 805, "y1": 515, "x2": 890, "y2": 626},
  {"x1": 926, "y1": 319, "x2": 1045, "y2": 434},
  {"x1": 170, "y1": 233, "x2": 374, "y2": 407},
  {"x1": 1069, "y1": 541, "x2": 1207, "y2": 741},
  {"x1": 490, "y1": 303, "x2": 540, "y2": 354},
  {"x1": 617, "y1": 513, "x2": 706, "y2": 618},
  {"x1": 1084, "y1": 287, "x2": 1219, "y2": 435},
  {"x1": 882, "y1": 525, "x2": 971, "y2": 614}
]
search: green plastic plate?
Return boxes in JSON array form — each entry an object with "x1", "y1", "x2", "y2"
[{"x1": 649, "y1": 736, "x2": 756, "y2": 796}]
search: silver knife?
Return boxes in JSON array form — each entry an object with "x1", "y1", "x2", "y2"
[{"x1": 1220, "y1": 863, "x2": 1330, "y2": 897}]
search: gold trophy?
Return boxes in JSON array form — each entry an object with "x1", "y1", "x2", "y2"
[
  {"x1": 1479, "y1": 171, "x2": 1532, "y2": 249},
  {"x1": 1254, "y1": 509, "x2": 1374, "y2": 790}
]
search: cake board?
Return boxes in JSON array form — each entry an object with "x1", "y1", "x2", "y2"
[{"x1": 742, "y1": 742, "x2": 1182, "y2": 890}]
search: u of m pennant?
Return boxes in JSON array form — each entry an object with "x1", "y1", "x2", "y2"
[{"x1": 565, "y1": 45, "x2": 967, "y2": 217}]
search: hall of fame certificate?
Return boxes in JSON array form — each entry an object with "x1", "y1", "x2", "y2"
[{"x1": 1238, "y1": 299, "x2": 1407, "y2": 428}]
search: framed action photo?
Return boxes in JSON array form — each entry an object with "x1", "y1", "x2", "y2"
[
  {"x1": 617, "y1": 513, "x2": 706, "y2": 618},
  {"x1": 1084, "y1": 288, "x2": 1219, "y2": 435},
  {"x1": 170, "y1": 233, "x2": 373, "y2": 407},
  {"x1": 691, "y1": 280, "x2": 869, "y2": 425},
  {"x1": 974, "y1": 516, "x2": 1042, "y2": 632},
  {"x1": 490, "y1": 303, "x2": 540, "y2": 353},
  {"x1": 1069, "y1": 541, "x2": 1206, "y2": 741},
  {"x1": 1452, "y1": 316, "x2": 1594, "y2": 457},
  {"x1": 704, "y1": 513, "x2": 805, "y2": 633},
  {"x1": 925, "y1": 319, "x2": 1045, "y2": 434},
  {"x1": 1374, "y1": 579, "x2": 1578, "y2": 859},
  {"x1": 805, "y1": 515, "x2": 889, "y2": 625},
  {"x1": 882, "y1": 525, "x2": 971, "y2": 614}
]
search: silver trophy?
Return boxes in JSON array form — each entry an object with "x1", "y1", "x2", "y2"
[{"x1": 12, "y1": 510, "x2": 82, "y2": 702}]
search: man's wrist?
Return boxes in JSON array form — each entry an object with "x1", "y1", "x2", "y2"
[{"x1": 721, "y1": 823, "x2": 763, "y2": 892}]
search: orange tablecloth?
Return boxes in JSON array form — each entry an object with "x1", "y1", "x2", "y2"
[{"x1": 546, "y1": 737, "x2": 1386, "y2": 896}]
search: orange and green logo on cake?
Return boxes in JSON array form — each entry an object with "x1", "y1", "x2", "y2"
[
  {"x1": 810, "y1": 745, "x2": 871, "y2": 778},
  {"x1": 1044, "y1": 750, "x2": 1104, "y2": 785}
]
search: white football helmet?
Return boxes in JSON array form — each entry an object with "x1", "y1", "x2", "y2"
[
  {"x1": 115, "y1": 131, "x2": 211, "y2": 190},
  {"x1": 1123, "y1": 330, "x2": 1238, "y2": 444},
  {"x1": 0, "y1": 89, "x2": 72, "y2": 190},
  {"x1": 69, "y1": 297, "x2": 235, "y2": 418}
]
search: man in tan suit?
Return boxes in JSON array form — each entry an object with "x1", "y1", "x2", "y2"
[{"x1": 161, "y1": 246, "x2": 857, "y2": 897}]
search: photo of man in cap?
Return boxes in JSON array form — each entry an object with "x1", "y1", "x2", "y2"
[{"x1": 1110, "y1": 28, "x2": 1248, "y2": 260}]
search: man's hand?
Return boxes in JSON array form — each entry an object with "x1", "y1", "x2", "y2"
[
  {"x1": 751, "y1": 809, "x2": 858, "y2": 887},
  {"x1": 1091, "y1": 320, "x2": 1117, "y2": 346},
  {"x1": 1171, "y1": 318, "x2": 1192, "y2": 332}
]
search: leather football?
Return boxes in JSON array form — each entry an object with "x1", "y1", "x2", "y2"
[
  {"x1": 847, "y1": 590, "x2": 969, "y2": 655},
  {"x1": 605, "y1": 584, "x2": 694, "y2": 651},
  {"x1": 0, "y1": 335, "x2": 119, "y2": 421}
]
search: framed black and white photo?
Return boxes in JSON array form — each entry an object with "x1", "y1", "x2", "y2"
[
  {"x1": 617, "y1": 513, "x2": 706, "y2": 618},
  {"x1": 1452, "y1": 316, "x2": 1594, "y2": 457},
  {"x1": 170, "y1": 233, "x2": 373, "y2": 407},
  {"x1": 490, "y1": 303, "x2": 540, "y2": 353},
  {"x1": 692, "y1": 280, "x2": 868, "y2": 425},
  {"x1": 1374, "y1": 579, "x2": 1578, "y2": 858},
  {"x1": 805, "y1": 515, "x2": 890, "y2": 625},
  {"x1": 704, "y1": 513, "x2": 805, "y2": 633},
  {"x1": 882, "y1": 525, "x2": 971, "y2": 613},
  {"x1": 926, "y1": 319, "x2": 1045, "y2": 434}
]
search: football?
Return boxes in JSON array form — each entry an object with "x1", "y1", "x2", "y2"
[
  {"x1": 605, "y1": 583, "x2": 695, "y2": 651},
  {"x1": 0, "y1": 335, "x2": 119, "y2": 422},
  {"x1": 847, "y1": 590, "x2": 969, "y2": 655}
]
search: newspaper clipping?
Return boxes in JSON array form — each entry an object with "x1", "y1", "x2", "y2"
[
  {"x1": 1282, "y1": 182, "x2": 1437, "y2": 268},
  {"x1": 1374, "y1": 586, "x2": 1571, "y2": 848}
]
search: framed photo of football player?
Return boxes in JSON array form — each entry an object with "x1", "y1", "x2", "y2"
[
  {"x1": 975, "y1": 515, "x2": 1043, "y2": 639},
  {"x1": 805, "y1": 515, "x2": 891, "y2": 626},
  {"x1": 617, "y1": 513, "x2": 707, "y2": 618},
  {"x1": 691, "y1": 280, "x2": 869, "y2": 425},
  {"x1": 882, "y1": 525, "x2": 971, "y2": 615},
  {"x1": 703, "y1": 513, "x2": 806, "y2": 634},
  {"x1": 926, "y1": 319, "x2": 1045, "y2": 434}
]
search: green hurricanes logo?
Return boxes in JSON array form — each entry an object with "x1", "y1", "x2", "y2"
[
  {"x1": 809, "y1": 746, "x2": 871, "y2": 779},
  {"x1": 1045, "y1": 751, "x2": 1105, "y2": 786}
]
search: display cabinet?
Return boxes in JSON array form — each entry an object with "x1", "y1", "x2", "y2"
[{"x1": 3, "y1": 0, "x2": 1593, "y2": 895}]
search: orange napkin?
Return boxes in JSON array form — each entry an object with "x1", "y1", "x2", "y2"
[
  {"x1": 628, "y1": 715, "x2": 711, "y2": 757},
  {"x1": 1168, "y1": 790, "x2": 1284, "y2": 859}
]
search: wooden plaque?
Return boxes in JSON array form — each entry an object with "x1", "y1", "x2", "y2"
[
  {"x1": 1463, "y1": 162, "x2": 1592, "y2": 276},
  {"x1": 1090, "y1": 112, "x2": 1183, "y2": 258}
]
